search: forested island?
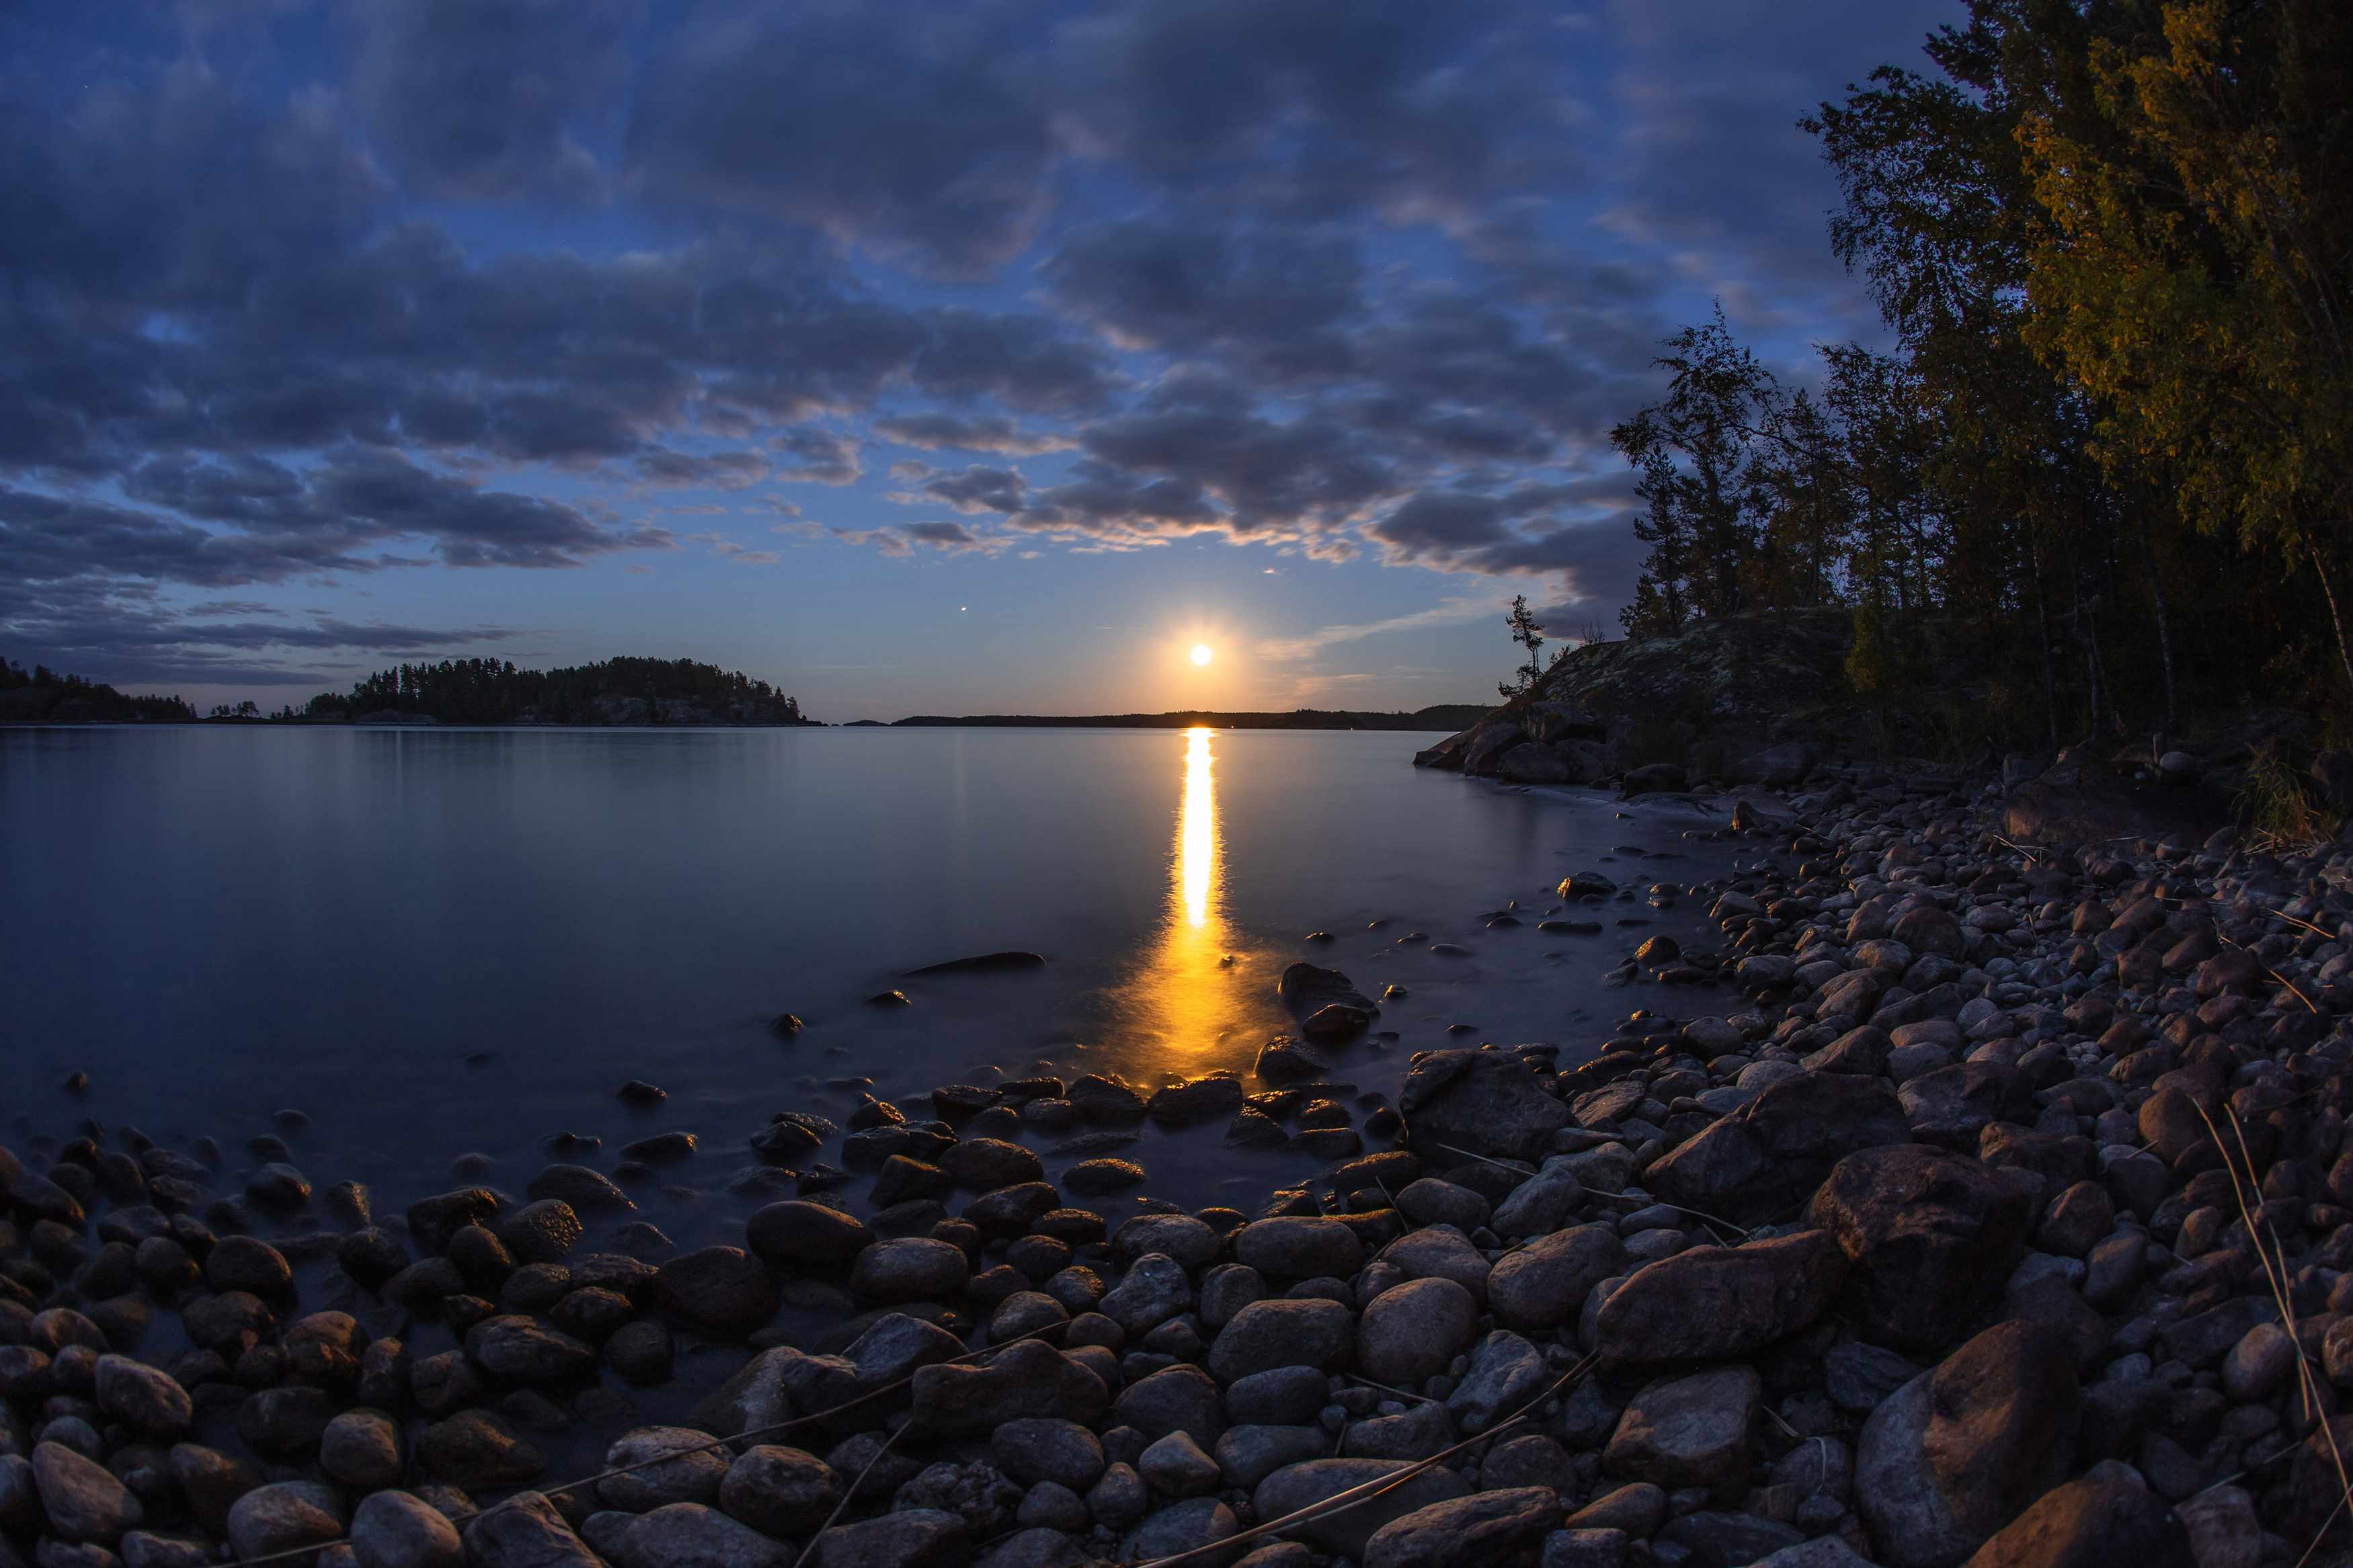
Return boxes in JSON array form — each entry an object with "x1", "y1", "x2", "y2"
[
  {"x1": 0, "y1": 659, "x2": 197, "y2": 723},
  {"x1": 281, "y1": 657, "x2": 814, "y2": 727}
]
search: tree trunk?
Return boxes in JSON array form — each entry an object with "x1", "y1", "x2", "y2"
[
  {"x1": 2316, "y1": 552, "x2": 2353, "y2": 696},
  {"x1": 2086, "y1": 607, "x2": 2122, "y2": 737},
  {"x1": 2030, "y1": 526, "x2": 2058, "y2": 753},
  {"x1": 2062, "y1": 532, "x2": 2100, "y2": 743},
  {"x1": 2133, "y1": 491, "x2": 2177, "y2": 727}
]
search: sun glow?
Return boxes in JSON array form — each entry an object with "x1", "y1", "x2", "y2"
[{"x1": 1190, "y1": 644, "x2": 1213, "y2": 665}]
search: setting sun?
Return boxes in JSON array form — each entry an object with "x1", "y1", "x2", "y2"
[{"x1": 1190, "y1": 645, "x2": 1213, "y2": 665}]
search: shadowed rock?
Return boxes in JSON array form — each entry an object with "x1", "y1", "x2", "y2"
[
  {"x1": 1398, "y1": 1048, "x2": 1570, "y2": 1165},
  {"x1": 1646, "y1": 1071, "x2": 1909, "y2": 1227},
  {"x1": 1809, "y1": 1145, "x2": 2038, "y2": 1352},
  {"x1": 1595, "y1": 1230, "x2": 1846, "y2": 1364},
  {"x1": 1853, "y1": 1321, "x2": 2081, "y2": 1568}
]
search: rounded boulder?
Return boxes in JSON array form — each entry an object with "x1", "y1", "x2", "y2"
[
  {"x1": 350, "y1": 1490, "x2": 463, "y2": 1568},
  {"x1": 1358, "y1": 1277, "x2": 1477, "y2": 1387},
  {"x1": 850, "y1": 1237, "x2": 970, "y2": 1303},
  {"x1": 597, "y1": 1426, "x2": 729, "y2": 1513},
  {"x1": 1233, "y1": 1218, "x2": 1361, "y2": 1283},
  {"x1": 1206, "y1": 1298, "x2": 1354, "y2": 1383},
  {"x1": 655, "y1": 1247, "x2": 782, "y2": 1334},
  {"x1": 745, "y1": 1202, "x2": 873, "y2": 1270}
]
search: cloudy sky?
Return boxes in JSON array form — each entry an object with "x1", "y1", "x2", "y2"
[{"x1": 1, "y1": 0, "x2": 1958, "y2": 719}]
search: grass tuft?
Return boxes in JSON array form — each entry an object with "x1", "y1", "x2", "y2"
[{"x1": 2236, "y1": 747, "x2": 2338, "y2": 848}]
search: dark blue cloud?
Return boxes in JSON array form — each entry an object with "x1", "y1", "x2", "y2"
[
  {"x1": 870, "y1": 413, "x2": 1074, "y2": 455},
  {"x1": 625, "y1": 1, "x2": 1061, "y2": 277},
  {"x1": 1042, "y1": 220, "x2": 1365, "y2": 386},
  {"x1": 7, "y1": 450, "x2": 666, "y2": 589},
  {"x1": 1064, "y1": 0, "x2": 1581, "y2": 220},
  {"x1": 767, "y1": 428, "x2": 863, "y2": 485},
  {"x1": 344, "y1": 0, "x2": 632, "y2": 202},
  {"x1": 898, "y1": 464, "x2": 1029, "y2": 516}
]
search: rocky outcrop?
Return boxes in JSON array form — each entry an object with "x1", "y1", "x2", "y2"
[{"x1": 1414, "y1": 612, "x2": 1853, "y2": 786}]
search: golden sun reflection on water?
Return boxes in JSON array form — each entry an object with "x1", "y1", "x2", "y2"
[
  {"x1": 1180, "y1": 726, "x2": 1215, "y2": 927},
  {"x1": 1101, "y1": 727, "x2": 1285, "y2": 1077}
]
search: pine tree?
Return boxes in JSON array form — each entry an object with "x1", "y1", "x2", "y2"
[
  {"x1": 1620, "y1": 450, "x2": 1694, "y2": 638},
  {"x1": 1499, "y1": 596, "x2": 1546, "y2": 701}
]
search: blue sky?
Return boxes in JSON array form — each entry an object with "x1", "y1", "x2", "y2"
[{"x1": 0, "y1": 0, "x2": 1961, "y2": 719}]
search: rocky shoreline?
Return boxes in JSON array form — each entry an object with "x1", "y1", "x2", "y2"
[{"x1": 4, "y1": 757, "x2": 2351, "y2": 1568}]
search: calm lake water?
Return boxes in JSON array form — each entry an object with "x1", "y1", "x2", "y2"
[{"x1": 3, "y1": 725, "x2": 1739, "y2": 1239}]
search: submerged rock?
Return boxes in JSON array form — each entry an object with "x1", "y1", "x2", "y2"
[
  {"x1": 902, "y1": 952, "x2": 1047, "y2": 976},
  {"x1": 1278, "y1": 962, "x2": 1378, "y2": 1015}
]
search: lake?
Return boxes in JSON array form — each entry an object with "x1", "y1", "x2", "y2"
[{"x1": 1, "y1": 725, "x2": 1740, "y2": 1242}]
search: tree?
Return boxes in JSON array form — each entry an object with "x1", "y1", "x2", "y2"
[
  {"x1": 2018, "y1": 0, "x2": 2353, "y2": 690},
  {"x1": 1799, "y1": 3, "x2": 2214, "y2": 742},
  {"x1": 0, "y1": 658, "x2": 196, "y2": 720},
  {"x1": 1499, "y1": 596, "x2": 1546, "y2": 702},
  {"x1": 1751, "y1": 385, "x2": 1852, "y2": 610},
  {"x1": 1620, "y1": 450, "x2": 1695, "y2": 638},
  {"x1": 1610, "y1": 310, "x2": 1780, "y2": 624},
  {"x1": 1588, "y1": 1, "x2": 2348, "y2": 741}
]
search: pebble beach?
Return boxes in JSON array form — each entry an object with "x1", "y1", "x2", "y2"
[{"x1": 4, "y1": 754, "x2": 2350, "y2": 1568}]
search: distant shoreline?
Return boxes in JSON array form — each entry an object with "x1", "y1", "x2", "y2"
[{"x1": 3, "y1": 704, "x2": 1486, "y2": 733}]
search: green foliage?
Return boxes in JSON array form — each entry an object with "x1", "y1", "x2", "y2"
[
  {"x1": 1845, "y1": 602, "x2": 1921, "y2": 706},
  {"x1": 1612, "y1": 314, "x2": 1941, "y2": 641},
  {"x1": 315, "y1": 656, "x2": 806, "y2": 726},
  {"x1": 2020, "y1": 1, "x2": 2353, "y2": 593},
  {"x1": 0, "y1": 658, "x2": 198, "y2": 722}
]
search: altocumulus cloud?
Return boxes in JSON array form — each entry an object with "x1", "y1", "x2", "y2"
[{"x1": 0, "y1": 0, "x2": 1954, "y2": 682}]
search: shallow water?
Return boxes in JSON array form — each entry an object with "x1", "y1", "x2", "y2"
[{"x1": 2, "y1": 725, "x2": 1739, "y2": 1238}]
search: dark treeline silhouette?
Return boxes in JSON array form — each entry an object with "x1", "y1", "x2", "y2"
[
  {"x1": 292, "y1": 657, "x2": 809, "y2": 726},
  {"x1": 0, "y1": 659, "x2": 198, "y2": 723},
  {"x1": 1609, "y1": 0, "x2": 2352, "y2": 749}
]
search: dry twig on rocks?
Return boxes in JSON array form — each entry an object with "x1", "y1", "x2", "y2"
[{"x1": 2191, "y1": 1102, "x2": 2351, "y2": 1566}]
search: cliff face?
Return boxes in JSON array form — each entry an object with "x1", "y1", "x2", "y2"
[{"x1": 1416, "y1": 612, "x2": 1856, "y2": 787}]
